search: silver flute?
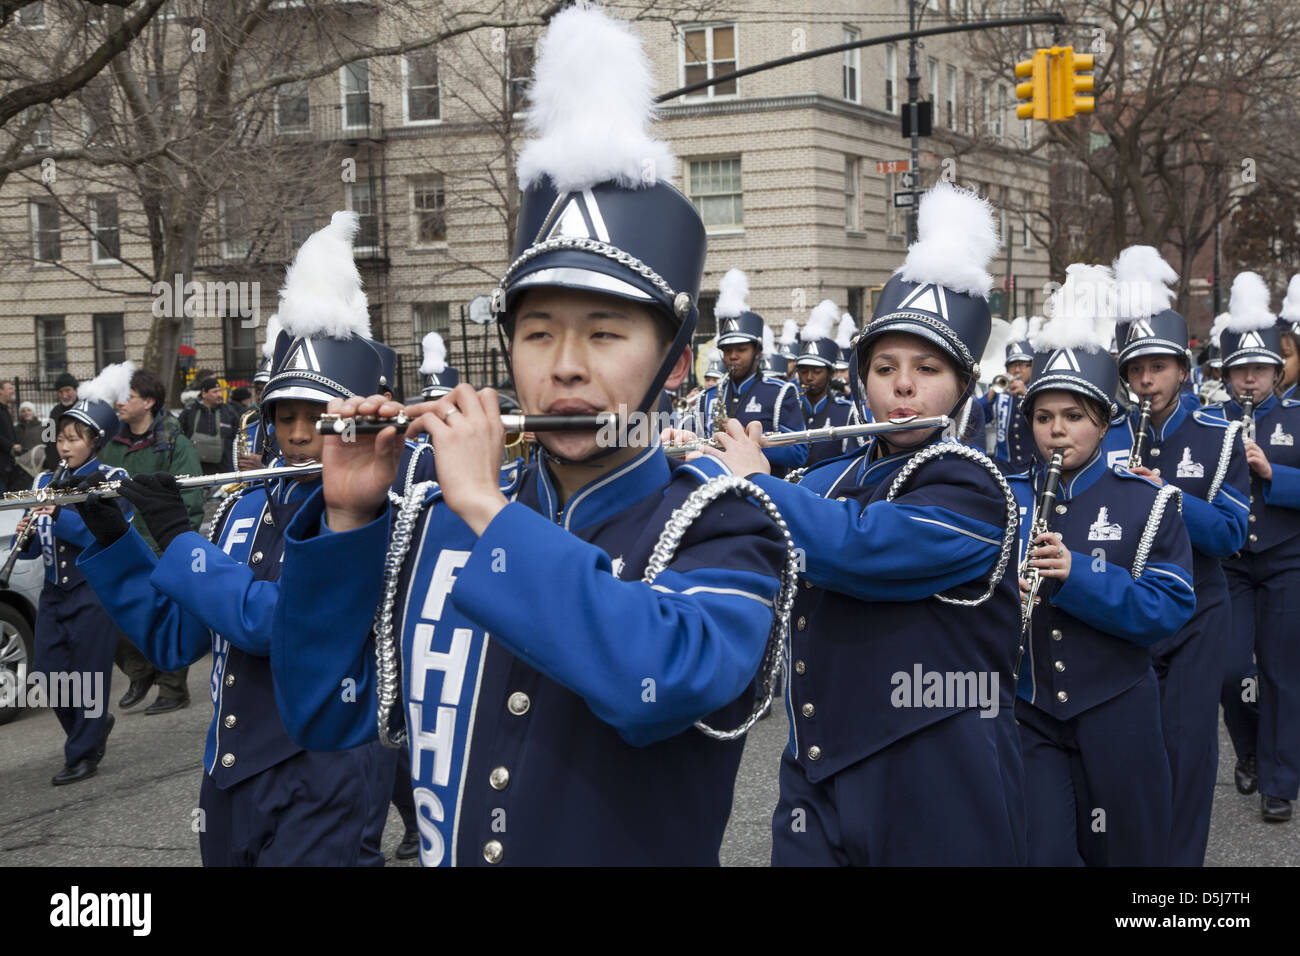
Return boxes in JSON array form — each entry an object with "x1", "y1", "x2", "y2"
[
  {"x1": 662, "y1": 415, "x2": 952, "y2": 458},
  {"x1": 316, "y1": 411, "x2": 617, "y2": 435},
  {"x1": 0, "y1": 463, "x2": 323, "y2": 512}
]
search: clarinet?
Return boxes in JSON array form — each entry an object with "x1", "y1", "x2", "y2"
[
  {"x1": 1128, "y1": 398, "x2": 1153, "y2": 470},
  {"x1": 0, "y1": 459, "x2": 68, "y2": 587},
  {"x1": 1241, "y1": 395, "x2": 1256, "y2": 443},
  {"x1": 1016, "y1": 449, "x2": 1065, "y2": 682}
]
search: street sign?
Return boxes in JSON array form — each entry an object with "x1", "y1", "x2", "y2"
[
  {"x1": 467, "y1": 294, "x2": 494, "y2": 325},
  {"x1": 900, "y1": 171, "x2": 919, "y2": 188},
  {"x1": 893, "y1": 191, "x2": 916, "y2": 208},
  {"x1": 876, "y1": 159, "x2": 911, "y2": 174}
]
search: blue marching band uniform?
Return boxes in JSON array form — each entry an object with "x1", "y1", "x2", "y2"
[{"x1": 19, "y1": 7, "x2": 1298, "y2": 867}]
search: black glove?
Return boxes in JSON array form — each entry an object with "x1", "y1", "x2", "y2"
[
  {"x1": 70, "y1": 474, "x2": 130, "y2": 548},
  {"x1": 115, "y1": 473, "x2": 193, "y2": 552}
]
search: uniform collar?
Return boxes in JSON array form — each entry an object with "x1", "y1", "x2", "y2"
[
  {"x1": 535, "y1": 443, "x2": 666, "y2": 532},
  {"x1": 801, "y1": 391, "x2": 828, "y2": 415},
  {"x1": 71, "y1": 457, "x2": 101, "y2": 477},
  {"x1": 1135, "y1": 398, "x2": 1186, "y2": 444},
  {"x1": 723, "y1": 369, "x2": 759, "y2": 398},
  {"x1": 1051, "y1": 447, "x2": 1105, "y2": 500},
  {"x1": 1227, "y1": 392, "x2": 1278, "y2": 417}
]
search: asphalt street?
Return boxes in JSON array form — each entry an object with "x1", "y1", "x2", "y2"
[{"x1": 1, "y1": 665, "x2": 1296, "y2": 866}]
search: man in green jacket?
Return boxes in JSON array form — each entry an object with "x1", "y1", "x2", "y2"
[{"x1": 99, "y1": 368, "x2": 205, "y2": 715}]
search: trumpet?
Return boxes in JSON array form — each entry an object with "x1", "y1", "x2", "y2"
[
  {"x1": 1128, "y1": 398, "x2": 1153, "y2": 470},
  {"x1": 1017, "y1": 449, "x2": 1065, "y2": 679},
  {"x1": 0, "y1": 463, "x2": 322, "y2": 512},
  {"x1": 661, "y1": 415, "x2": 952, "y2": 459},
  {"x1": 0, "y1": 459, "x2": 69, "y2": 585},
  {"x1": 988, "y1": 374, "x2": 1011, "y2": 394}
]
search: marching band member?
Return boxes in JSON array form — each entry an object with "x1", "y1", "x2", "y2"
[
  {"x1": 779, "y1": 319, "x2": 800, "y2": 379},
  {"x1": 236, "y1": 316, "x2": 280, "y2": 471},
  {"x1": 833, "y1": 313, "x2": 855, "y2": 390},
  {"x1": 1277, "y1": 275, "x2": 1300, "y2": 400},
  {"x1": 688, "y1": 268, "x2": 806, "y2": 476},
  {"x1": 11, "y1": 364, "x2": 135, "y2": 785},
  {"x1": 1104, "y1": 246, "x2": 1249, "y2": 865},
  {"x1": 795, "y1": 300, "x2": 859, "y2": 467},
  {"x1": 1014, "y1": 264, "x2": 1195, "y2": 865},
  {"x1": 981, "y1": 316, "x2": 1036, "y2": 473},
  {"x1": 268, "y1": 5, "x2": 786, "y2": 866},
  {"x1": 71, "y1": 213, "x2": 392, "y2": 865},
  {"x1": 703, "y1": 183, "x2": 1025, "y2": 865},
  {"x1": 1214, "y1": 272, "x2": 1300, "y2": 823}
]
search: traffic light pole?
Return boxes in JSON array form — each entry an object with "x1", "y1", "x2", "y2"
[{"x1": 907, "y1": 0, "x2": 921, "y2": 244}]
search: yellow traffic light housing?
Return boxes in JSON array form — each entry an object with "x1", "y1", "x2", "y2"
[
  {"x1": 1050, "y1": 46, "x2": 1095, "y2": 120},
  {"x1": 1015, "y1": 51, "x2": 1048, "y2": 120},
  {"x1": 1067, "y1": 49, "x2": 1095, "y2": 116}
]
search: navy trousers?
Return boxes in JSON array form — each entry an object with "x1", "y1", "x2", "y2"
[
  {"x1": 391, "y1": 744, "x2": 416, "y2": 832},
  {"x1": 1222, "y1": 562, "x2": 1260, "y2": 766},
  {"x1": 1223, "y1": 552, "x2": 1300, "y2": 801},
  {"x1": 771, "y1": 708, "x2": 1025, "y2": 866},
  {"x1": 33, "y1": 585, "x2": 116, "y2": 768},
  {"x1": 1153, "y1": 583, "x2": 1228, "y2": 866},
  {"x1": 199, "y1": 746, "x2": 379, "y2": 866},
  {"x1": 358, "y1": 741, "x2": 400, "y2": 866},
  {"x1": 1016, "y1": 670, "x2": 1170, "y2": 866}
]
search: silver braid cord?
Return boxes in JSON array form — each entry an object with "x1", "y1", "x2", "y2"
[
  {"x1": 1206, "y1": 421, "x2": 1243, "y2": 504},
  {"x1": 1131, "y1": 483, "x2": 1182, "y2": 580},
  {"x1": 884, "y1": 441, "x2": 1018, "y2": 607},
  {"x1": 388, "y1": 442, "x2": 436, "y2": 506},
  {"x1": 374, "y1": 481, "x2": 434, "y2": 748},
  {"x1": 783, "y1": 466, "x2": 810, "y2": 484},
  {"x1": 640, "y1": 475, "x2": 798, "y2": 740},
  {"x1": 206, "y1": 490, "x2": 240, "y2": 544}
]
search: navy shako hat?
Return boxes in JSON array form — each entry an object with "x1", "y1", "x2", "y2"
[
  {"x1": 1221, "y1": 272, "x2": 1282, "y2": 369},
  {"x1": 1118, "y1": 310, "x2": 1189, "y2": 366},
  {"x1": 492, "y1": 6, "x2": 705, "y2": 418},
  {"x1": 252, "y1": 355, "x2": 272, "y2": 385},
  {"x1": 759, "y1": 354, "x2": 782, "y2": 374},
  {"x1": 419, "y1": 332, "x2": 459, "y2": 399},
  {"x1": 1023, "y1": 264, "x2": 1119, "y2": 419},
  {"x1": 253, "y1": 315, "x2": 281, "y2": 386},
  {"x1": 59, "y1": 360, "x2": 134, "y2": 448},
  {"x1": 835, "y1": 347, "x2": 851, "y2": 371},
  {"x1": 834, "y1": 313, "x2": 856, "y2": 371},
  {"x1": 1111, "y1": 245, "x2": 1189, "y2": 368},
  {"x1": 703, "y1": 361, "x2": 724, "y2": 380},
  {"x1": 778, "y1": 319, "x2": 800, "y2": 362},
  {"x1": 261, "y1": 212, "x2": 385, "y2": 408},
  {"x1": 796, "y1": 337, "x2": 839, "y2": 368},
  {"x1": 1005, "y1": 340, "x2": 1034, "y2": 364},
  {"x1": 713, "y1": 269, "x2": 763, "y2": 346}
]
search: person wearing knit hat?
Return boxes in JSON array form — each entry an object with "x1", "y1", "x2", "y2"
[
  {"x1": 688, "y1": 267, "x2": 807, "y2": 477},
  {"x1": 1010, "y1": 263, "x2": 1195, "y2": 865},
  {"x1": 73, "y1": 211, "x2": 395, "y2": 864},
  {"x1": 40, "y1": 373, "x2": 81, "y2": 480},
  {"x1": 10, "y1": 362, "x2": 135, "y2": 785},
  {"x1": 794, "y1": 299, "x2": 860, "y2": 466},
  {"x1": 1210, "y1": 271, "x2": 1300, "y2": 822},
  {"x1": 1105, "y1": 246, "x2": 1250, "y2": 864},
  {"x1": 705, "y1": 182, "x2": 1026, "y2": 865},
  {"x1": 266, "y1": 5, "x2": 787, "y2": 866}
]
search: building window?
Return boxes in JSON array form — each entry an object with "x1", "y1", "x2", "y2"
[
  {"x1": 928, "y1": 57, "x2": 939, "y2": 108},
  {"x1": 24, "y1": 110, "x2": 52, "y2": 149},
  {"x1": 981, "y1": 78, "x2": 991, "y2": 135},
  {"x1": 341, "y1": 59, "x2": 370, "y2": 128},
  {"x1": 17, "y1": 2, "x2": 45, "y2": 28},
  {"x1": 507, "y1": 40, "x2": 534, "y2": 113},
  {"x1": 845, "y1": 156, "x2": 859, "y2": 231},
  {"x1": 686, "y1": 157, "x2": 743, "y2": 231},
  {"x1": 36, "y1": 315, "x2": 66, "y2": 383},
  {"x1": 995, "y1": 84, "x2": 1007, "y2": 140},
  {"x1": 999, "y1": 186, "x2": 1010, "y2": 247},
  {"x1": 681, "y1": 24, "x2": 737, "y2": 98},
  {"x1": 223, "y1": 315, "x2": 258, "y2": 381},
  {"x1": 1023, "y1": 199, "x2": 1033, "y2": 251},
  {"x1": 219, "y1": 194, "x2": 250, "y2": 259},
  {"x1": 93, "y1": 313, "x2": 126, "y2": 370},
  {"x1": 695, "y1": 294, "x2": 717, "y2": 338},
  {"x1": 411, "y1": 175, "x2": 446, "y2": 244},
  {"x1": 404, "y1": 50, "x2": 440, "y2": 123},
  {"x1": 30, "y1": 198, "x2": 60, "y2": 262},
  {"x1": 146, "y1": 72, "x2": 182, "y2": 116},
  {"x1": 287, "y1": 209, "x2": 316, "y2": 248},
  {"x1": 412, "y1": 302, "x2": 450, "y2": 339},
  {"x1": 885, "y1": 172, "x2": 905, "y2": 238},
  {"x1": 81, "y1": 80, "x2": 112, "y2": 146},
  {"x1": 181, "y1": 314, "x2": 195, "y2": 350},
  {"x1": 885, "y1": 44, "x2": 897, "y2": 113},
  {"x1": 946, "y1": 65, "x2": 956, "y2": 130},
  {"x1": 276, "y1": 68, "x2": 310, "y2": 131},
  {"x1": 349, "y1": 181, "x2": 379, "y2": 250},
  {"x1": 90, "y1": 194, "x2": 120, "y2": 262},
  {"x1": 843, "y1": 28, "x2": 860, "y2": 102},
  {"x1": 963, "y1": 70, "x2": 974, "y2": 134}
]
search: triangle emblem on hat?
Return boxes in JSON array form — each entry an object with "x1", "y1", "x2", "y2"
[
  {"x1": 1046, "y1": 349, "x2": 1082, "y2": 372},
  {"x1": 898, "y1": 283, "x2": 950, "y2": 319},
  {"x1": 541, "y1": 189, "x2": 612, "y2": 244},
  {"x1": 1130, "y1": 319, "x2": 1156, "y2": 339},
  {"x1": 1238, "y1": 331, "x2": 1265, "y2": 350},
  {"x1": 283, "y1": 338, "x2": 322, "y2": 373}
]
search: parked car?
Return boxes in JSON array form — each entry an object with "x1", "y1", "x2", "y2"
[{"x1": 0, "y1": 508, "x2": 44, "y2": 726}]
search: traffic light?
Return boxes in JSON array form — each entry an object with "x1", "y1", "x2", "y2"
[
  {"x1": 1014, "y1": 51, "x2": 1048, "y2": 121},
  {"x1": 1051, "y1": 46, "x2": 1095, "y2": 120}
]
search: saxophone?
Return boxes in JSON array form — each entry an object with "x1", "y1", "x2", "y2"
[{"x1": 220, "y1": 406, "x2": 261, "y2": 495}]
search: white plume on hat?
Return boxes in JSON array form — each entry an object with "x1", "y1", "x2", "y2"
[
  {"x1": 1008, "y1": 316, "x2": 1028, "y2": 341},
  {"x1": 1028, "y1": 315, "x2": 1045, "y2": 339},
  {"x1": 261, "y1": 314, "x2": 282, "y2": 360},
  {"x1": 762, "y1": 323, "x2": 775, "y2": 355},
  {"x1": 1035, "y1": 264, "x2": 1116, "y2": 353},
  {"x1": 277, "y1": 211, "x2": 371, "y2": 340},
  {"x1": 804, "y1": 300, "x2": 839, "y2": 341},
  {"x1": 1226, "y1": 272, "x2": 1274, "y2": 333},
  {"x1": 1210, "y1": 312, "x2": 1231, "y2": 347},
  {"x1": 1280, "y1": 274, "x2": 1300, "y2": 323},
  {"x1": 516, "y1": 5, "x2": 675, "y2": 193},
  {"x1": 707, "y1": 347, "x2": 722, "y2": 364},
  {"x1": 1112, "y1": 245, "x2": 1177, "y2": 319},
  {"x1": 896, "y1": 182, "x2": 998, "y2": 298},
  {"x1": 78, "y1": 360, "x2": 136, "y2": 406},
  {"x1": 420, "y1": 332, "x2": 447, "y2": 376},
  {"x1": 715, "y1": 268, "x2": 750, "y2": 319},
  {"x1": 835, "y1": 314, "x2": 856, "y2": 349},
  {"x1": 779, "y1": 319, "x2": 799, "y2": 349}
]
